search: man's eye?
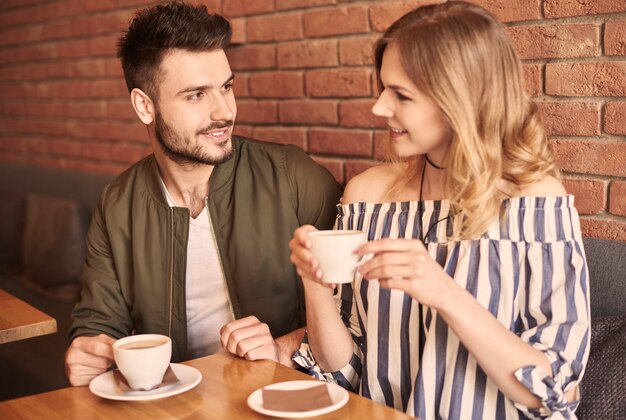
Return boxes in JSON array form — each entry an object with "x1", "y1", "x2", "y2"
[
  {"x1": 188, "y1": 92, "x2": 204, "y2": 101},
  {"x1": 223, "y1": 83, "x2": 233, "y2": 92}
]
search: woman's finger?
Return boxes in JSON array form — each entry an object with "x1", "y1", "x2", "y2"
[
  {"x1": 378, "y1": 278, "x2": 412, "y2": 292},
  {"x1": 293, "y1": 225, "x2": 318, "y2": 247},
  {"x1": 358, "y1": 250, "x2": 424, "y2": 274},
  {"x1": 361, "y1": 263, "x2": 423, "y2": 280},
  {"x1": 357, "y1": 238, "x2": 423, "y2": 255}
]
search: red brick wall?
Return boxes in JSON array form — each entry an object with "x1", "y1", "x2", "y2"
[{"x1": 0, "y1": 0, "x2": 625, "y2": 240}]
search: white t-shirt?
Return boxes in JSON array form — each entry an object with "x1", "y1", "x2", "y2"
[{"x1": 161, "y1": 181, "x2": 233, "y2": 359}]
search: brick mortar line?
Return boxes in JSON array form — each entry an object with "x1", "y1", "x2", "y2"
[
  {"x1": 0, "y1": 132, "x2": 147, "y2": 142},
  {"x1": 506, "y1": 11, "x2": 626, "y2": 27},
  {"x1": 579, "y1": 213, "x2": 626, "y2": 222},
  {"x1": 310, "y1": 152, "x2": 376, "y2": 160},
  {"x1": 0, "y1": 56, "x2": 119, "y2": 67},
  {"x1": 0, "y1": 56, "x2": 121, "y2": 68},
  {"x1": 1, "y1": 46, "x2": 623, "y2": 67},
  {"x1": 0, "y1": 33, "x2": 124, "y2": 51},
  {"x1": 600, "y1": 17, "x2": 607, "y2": 56},
  {"x1": 0, "y1": 5, "x2": 624, "y2": 37},
  {"x1": 0, "y1": 149, "x2": 137, "y2": 164},
  {"x1": 562, "y1": 173, "x2": 625, "y2": 182},
  {"x1": 533, "y1": 96, "x2": 621, "y2": 103},
  {"x1": 521, "y1": 56, "x2": 626, "y2": 64},
  {"x1": 0, "y1": 6, "x2": 141, "y2": 34},
  {"x1": 241, "y1": 33, "x2": 385, "y2": 46},
  {"x1": 0, "y1": 76, "x2": 123, "y2": 83},
  {"x1": 550, "y1": 135, "x2": 626, "y2": 141},
  {"x1": 0, "y1": 132, "x2": 147, "y2": 148},
  {"x1": 0, "y1": 115, "x2": 139, "y2": 123},
  {"x1": 599, "y1": 93, "x2": 607, "y2": 133},
  {"x1": 0, "y1": 61, "x2": 375, "y2": 71},
  {"x1": 231, "y1": 8, "x2": 626, "y2": 23},
  {"x1": 0, "y1": 12, "x2": 623, "y2": 50}
]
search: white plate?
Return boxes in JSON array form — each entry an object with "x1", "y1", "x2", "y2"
[
  {"x1": 89, "y1": 363, "x2": 202, "y2": 401},
  {"x1": 247, "y1": 380, "x2": 349, "y2": 418}
]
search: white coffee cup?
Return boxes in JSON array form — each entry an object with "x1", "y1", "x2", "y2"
[
  {"x1": 308, "y1": 230, "x2": 368, "y2": 284},
  {"x1": 113, "y1": 334, "x2": 172, "y2": 390}
]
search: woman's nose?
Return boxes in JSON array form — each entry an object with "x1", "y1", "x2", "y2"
[{"x1": 371, "y1": 92, "x2": 393, "y2": 118}]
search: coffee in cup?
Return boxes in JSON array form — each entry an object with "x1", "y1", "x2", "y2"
[
  {"x1": 113, "y1": 334, "x2": 172, "y2": 390},
  {"x1": 308, "y1": 230, "x2": 367, "y2": 284},
  {"x1": 118, "y1": 340, "x2": 168, "y2": 350}
]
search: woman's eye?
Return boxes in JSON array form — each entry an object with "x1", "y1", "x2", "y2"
[{"x1": 395, "y1": 91, "x2": 410, "y2": 101}]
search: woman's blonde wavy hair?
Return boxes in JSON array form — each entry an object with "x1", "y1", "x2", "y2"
[{"x1": 374, "y1": 1, "x2": 559, "y2": 240}]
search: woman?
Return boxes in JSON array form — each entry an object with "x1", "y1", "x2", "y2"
[{"x1": 289, "y1": 2, "x2": 589, "y2": 419}]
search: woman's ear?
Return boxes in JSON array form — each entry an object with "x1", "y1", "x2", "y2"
[{"x1": 130, "y1": 88, "x2": 155, "y2": 125}]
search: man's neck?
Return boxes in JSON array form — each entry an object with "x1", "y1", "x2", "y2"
[{"x1": 156, "y1": 155, "x2": 214, "y2": 218}]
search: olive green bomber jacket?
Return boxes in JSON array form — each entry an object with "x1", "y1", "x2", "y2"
[{"x1": 69, "y1": 136, "x2": 343, "y2": 362}]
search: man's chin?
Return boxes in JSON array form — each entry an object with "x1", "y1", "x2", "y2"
[
  {"x1": 161, "y1": 147, "x2": 233, "y2": 167},
  {"x1": 195, "y1": 147, "x2": 233, "y2": 166},
  {"x1": 210, "y1": 137, "x2": 234, "y2": 162},
  {"x1": 209, "y1": 148, "x2": 233, "y2": 165}
]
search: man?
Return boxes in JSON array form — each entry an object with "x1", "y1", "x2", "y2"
[{"x1": 64, "y1": 2, "x2": 342, "y2": 386}]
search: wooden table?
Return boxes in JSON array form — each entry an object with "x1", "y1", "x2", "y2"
[
  {"x1": 0, "y1": 288, "x2": 57, "y2": 344},
  {"x1": 0, "y1": 352, "x2": 414, "y2": 419}
]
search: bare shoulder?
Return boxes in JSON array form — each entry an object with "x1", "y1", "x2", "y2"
[
  {"x1": 342, "y1": 163, "x2": 397, "y2": 204},
  {"x1": 517, "y1": 175, "x2": 567, "y2": 197}
]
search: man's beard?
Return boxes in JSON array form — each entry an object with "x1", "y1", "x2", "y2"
[{"x1": 154, "y1": 112, "x2": 234, "y2": 166}]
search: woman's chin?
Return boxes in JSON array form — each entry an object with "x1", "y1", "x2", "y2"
[{"x1": 391, "y1": 144, "x2": 421, "y2": 159}]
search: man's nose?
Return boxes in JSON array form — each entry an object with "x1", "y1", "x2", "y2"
[{"x1": 210, "y1": 94, "x2": 234, "y2": 121}]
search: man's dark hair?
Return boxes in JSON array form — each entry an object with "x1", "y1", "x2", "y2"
[{"x1": 117, "y1": 1, "x2": 231, "y2": 99}]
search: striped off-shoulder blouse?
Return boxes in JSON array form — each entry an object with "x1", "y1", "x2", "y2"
[{"x1": 294, "y1": 196, "x2": 590, "y2": 420}]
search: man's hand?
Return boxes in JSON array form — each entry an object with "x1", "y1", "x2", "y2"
[
  {"x1": 65, "y1": 334, "x2": 116, "y2": 386},
  {"x1": 220, "y1": 317, "x2": 306, "y2": 367},
  {"x1": 220, "y1": 316, "x2": 279, "y2": 363}
]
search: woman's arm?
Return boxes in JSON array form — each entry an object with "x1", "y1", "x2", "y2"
[
  {"x1": 358, "y1": 237, "x2": 585, "y2": 411},
  {"x1": 357, "y1": 239, "x2": 551, "y2": 406},
  {"x1": 289, "y1": 171, "x2": 380, "y2": 373},
  {"x1": 439, "y1": 283, "x2": 560, "y2": 409},
  {"x1": 289, "y1": 224, "x2": 358, "y2": 373},
  {"x1": 301, "y1": 279, "x2": 354, "y2": 372}
]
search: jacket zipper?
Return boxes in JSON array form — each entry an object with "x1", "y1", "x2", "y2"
[
  {"x1": 168, "y1": 207, "x2": 174, "y2": 337},
  {"x1": 206, "y1": 197, "x2": 236, "y2": 321}
]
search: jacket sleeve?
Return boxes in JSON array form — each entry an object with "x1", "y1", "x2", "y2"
[
  {"x1": 283, "y1": 144, "x2": 343, "y2": 230},
  {"x1": 68, "y1": 186, "x2": 134, "y2": 342}
]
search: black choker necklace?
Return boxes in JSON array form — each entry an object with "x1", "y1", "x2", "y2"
[
  {"x1": 425, "y1": 154, "x2": 444, "y2": 170},
  {"x1": 418, "y1": 155, "x2": 451, "y2": 243}
]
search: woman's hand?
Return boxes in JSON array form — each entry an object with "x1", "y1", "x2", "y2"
[
  {"x1": 357, "y1": 238, "x2": 455, "y2": 310},
  {"x1": 289, "y1": 225, "x2": 336, "y2": 290}
]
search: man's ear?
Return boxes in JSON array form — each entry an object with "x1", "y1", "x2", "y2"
[{"x1": 130, "y1": 88, "x2": 155, "y2": 125}]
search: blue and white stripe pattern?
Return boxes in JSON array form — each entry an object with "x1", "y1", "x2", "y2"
[{"x1": 294, "y1": 196, "x2": 590, "y2": 419}]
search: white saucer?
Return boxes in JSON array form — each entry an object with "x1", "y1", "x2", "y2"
[
  {"x1": 247, "y1": 380, "x2": 349, "y2": 418},
  {"x1": 89, "y1": 363, "x2": 202, "y2": 401}
]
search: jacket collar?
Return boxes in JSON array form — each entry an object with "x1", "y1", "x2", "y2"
[
  {"x1": 209, "y1": 136, "x2": 239, "y2": 195},
  {"x1": 143, "y1": 136, "x2": 242, "y2": 205}
]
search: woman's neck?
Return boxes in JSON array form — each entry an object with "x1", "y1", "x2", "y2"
[{"x1": 420, "y1": 155, "x2": 446, "y2": 200}]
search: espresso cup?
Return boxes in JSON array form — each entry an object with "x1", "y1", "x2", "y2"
[
  {"x1": 308, "y1": 230, "x2": 368, "y2": 284},
  {"x1": 113, "y1": 334, "x2": 172, "y2": 390}
]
